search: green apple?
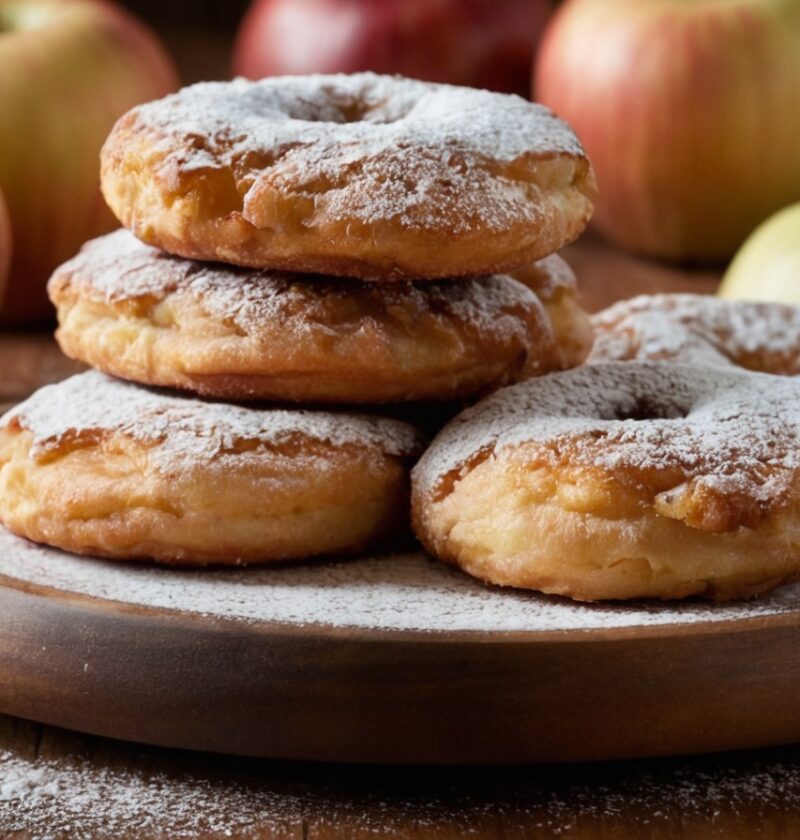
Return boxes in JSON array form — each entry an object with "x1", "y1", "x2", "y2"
[
  {"x1": 719, "y1": 203, "x2": 800, "y2": 305},
  {"x1": 0, "y1": 0, "x2": 178, "y2": 322}
]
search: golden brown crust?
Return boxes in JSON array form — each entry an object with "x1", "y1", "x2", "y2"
[
  {"x1": 511, "y1": 253, "x2": 594, "y2": 369},
  {"x1": 0, "y1": 373, "x2": 424, "y2": 565},
  {"x1": 100, "y1": 74, "x2": 596, "y2": 279},
  {"x1": 412, "y1": 450, "x2": 800, "y2": 602},
  {"x1": 412, "y1": 362, "x2": 800, "y2": 601},
  {"x1": 49, "y1": 231, "x2": 586, "y2": 403}
]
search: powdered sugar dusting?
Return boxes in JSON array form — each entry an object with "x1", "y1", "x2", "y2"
[
  {"x1": 0, "y1": 749, "x2": 308, "y2": 838},
  {"x1": 118, "y1": 73, "x2": 588, "y2": 233},
  {"x1": 1, "y1": 372, "x2": 423, "y2": 467},
  {"x1": 590, "y1": 294, "x2": 800, "y2": 370},
  {"x1": 52, "y1": 229, "x2": 543, "y2": 343},
  {"x1": 1, "y1": 527, "x2": 799, "y2": 632},
  {"x1": 413, "y1": 362, "x2": 800, "y2": 509},
  {"x1": 4, "y1": 740, "x2": 800, "y2": 837}
]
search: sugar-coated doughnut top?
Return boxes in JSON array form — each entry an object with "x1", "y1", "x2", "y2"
[
  {"x1": 51, "y1": 230, "x2": 544, "y2": 343},
  {"x1": 591, "y1": 294, "x2": 800, "y2": 370},
  {"x1": 414, "y1": 362, "x2": 800, "y2": 508},
  {"x1": 118, "y1": 72, "x2": 588, "y2": 232},
  {"x1": 133, "y1": 72, "x2": 585, "y2": 165},
  {"x1": 3, "y1": 372, "x2": 424, "y2": 468}
]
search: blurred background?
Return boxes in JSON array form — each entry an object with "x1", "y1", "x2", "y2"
[
  {"x1": 122, "y1": 0, "x2": 248, "y2": 83},
  {"x1": 1, "y1": 0, "x2": 799, "y2": 324}
]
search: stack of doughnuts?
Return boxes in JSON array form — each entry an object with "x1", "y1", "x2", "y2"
[
  {"x1": 4, "y1": 74, "x2": 798, "y2": 605},
  {"x1": 0, "y1": 73, "x2": 596, "y2": 567}
]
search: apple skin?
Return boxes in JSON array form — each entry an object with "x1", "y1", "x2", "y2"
[
  {"x1": 0, "y1": 188, "x2": 10, "y2": 306},
  {"x1": 535, "y1": 0, "x2": 800, "y2": 263},
  {"x1": 233, "y1": 0, "x2": 550, "y2": 96},
  {"x1": 0, "y1": 0, "x2": 178, "y2": 323},
  {"x1": 718, "y1": 203, "x2": 800, "y2": 305}
]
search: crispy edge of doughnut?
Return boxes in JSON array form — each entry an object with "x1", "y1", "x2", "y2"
[
  {"x1": 412, "y1": 444, "x2": 800, "y2": 602},
  {"x1": 511, "y1": 255, "x2": 594, "y2": 369},
  {"x1": 0, "y1": 424, "x2": 413, "y2": 565}
]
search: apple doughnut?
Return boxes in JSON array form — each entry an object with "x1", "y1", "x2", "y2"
[
  {"x1": 412, "y1": 362, "x2": 800, "y2": 601},
  {"x1": 590, "y1": 294, "x2": 800, "y2": 373},
  {"x1": 49, "y1": 229, "x2": 581, "y2": 404},
  {"x1": 0, "y1": 372, "x2": 424, "y2": 565},
  {"x1": 511, "y1": 253, "x2": 594, "y2": 369},
  {"x1": 100, "y1": 73, "x2": 596, "y2": 280}
]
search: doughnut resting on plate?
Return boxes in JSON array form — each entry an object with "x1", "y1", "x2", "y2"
[
  {"x1": 0, "y1": 372, "x2": 425, "y2": 565},
  {"x1": 412, "y1": 362, "x2": 800, "y2": 602}
]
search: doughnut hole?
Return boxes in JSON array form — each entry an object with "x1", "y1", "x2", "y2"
[
  {"x1": 607, "y1": 397, "x2": 689, "y2": 423},
  {"x1": 284, "y1": 95, "x2": 412, "y2": 125}
]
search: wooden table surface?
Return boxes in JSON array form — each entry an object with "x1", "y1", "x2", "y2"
[
  {"x1": 2, "y1": 233, "x2": 774, "y2": 839},
  {"x1": 4, "y1": 713, "x2": 800, "y2": 838}
]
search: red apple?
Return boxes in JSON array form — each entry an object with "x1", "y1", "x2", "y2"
[
  {"x1": 233, "y1": 0, "x2": 551, "y2": 96},
  {"x1": 0, "y1": 188, "x2": 10, "y2": 305},
  {"x1": 0, "y1": 0, "x2": 178, "y2": 323},
  {"x1": 536, "y1": 0, "x2": 800, "y2": 262}
]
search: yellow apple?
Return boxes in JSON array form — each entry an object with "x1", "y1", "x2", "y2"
[
  {"x1": 536, "y1": 0, "x2": 800, "y2": 263},
  {"x1": 0, "y1": 0, "x2": 178, "y2": 322},
  {"x1": 719, "y1": 203, "x2": 800, "y2": 305}
]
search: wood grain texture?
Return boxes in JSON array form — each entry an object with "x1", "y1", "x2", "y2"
[
  {"x1": 3, "y1": 710, "x2": 800, "y2": 838},
  {"x1": 0, "y1": 333, "x2": 84, "y2": 402}
]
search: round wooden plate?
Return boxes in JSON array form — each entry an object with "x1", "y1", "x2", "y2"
[{"x1": 1, "y1": 526, "x2": 800, "y2": 764}]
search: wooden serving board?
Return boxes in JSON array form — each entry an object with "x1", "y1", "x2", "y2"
[{"x1": 2, "y1": 526, "x2": 800, "y2": 765}]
